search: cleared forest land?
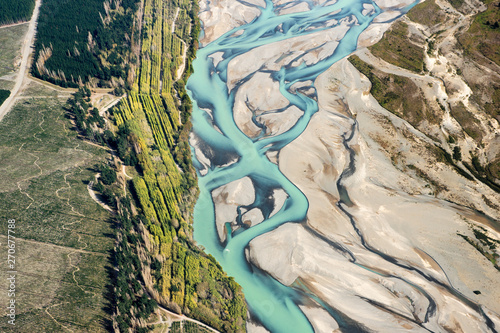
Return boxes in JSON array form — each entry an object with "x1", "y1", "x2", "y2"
[
  {"x1": 0, "y1": 81, "x2": 115, "y2": 331},
  {"x1": 0, "y1": 0, "x2": 247, "y2": 330},
  {"x1": 0, "y1": 23, "x2": 29, "y2": 90}
]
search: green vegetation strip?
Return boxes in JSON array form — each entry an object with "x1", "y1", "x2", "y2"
[{"x1": 64, "y1": 0, "x2": 248, "y2": 330}]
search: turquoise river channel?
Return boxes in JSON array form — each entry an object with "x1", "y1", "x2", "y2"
[{"x1": 186, "y1": 0, "x2": 416, "y2": 332}]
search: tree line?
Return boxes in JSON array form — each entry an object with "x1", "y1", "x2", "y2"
[
  {"x1": 31, "y1": 0, "x2": 140, "y2": 88},
  {"x1": 0, "y1": 0, "x2": 35, "y2": 25},
  {"x1": 61, "y1": 0, "x2": 249, "y2": 329}
]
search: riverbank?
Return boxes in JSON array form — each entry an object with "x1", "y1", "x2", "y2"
[{"x1": 189, "y1": 0, "x2": 500, "y2": 331}]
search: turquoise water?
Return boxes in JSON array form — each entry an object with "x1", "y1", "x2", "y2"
[{"x1": 186, "y1": 1, "x2": 410, "y2": 332}]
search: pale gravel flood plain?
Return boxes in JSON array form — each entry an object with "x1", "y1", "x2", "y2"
[{"x1": 189, "y1": 0, "x2": 500, "y2": 331}]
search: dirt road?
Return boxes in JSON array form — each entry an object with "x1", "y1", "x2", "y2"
[
  {"x1": 0, "y1": 21, "x2": 29, "y2": 30},
  {"x1": 0, "y1": 0, "x2": 41, "y2": 122}
]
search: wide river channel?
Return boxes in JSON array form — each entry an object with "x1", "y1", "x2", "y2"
[{"x1": 186, "y1": 0, "x2": 414, "y2": 331}]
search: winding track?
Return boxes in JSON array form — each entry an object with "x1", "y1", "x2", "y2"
[
  {"x1": 151, "y1": 305, "x2": 222, "y2": 333},
  {"x1": 0, "y1": 0, "x2": 41, "y2": 122},
  {"x1": 0, "y1": 21, "x2": 29, "y2": 30}
]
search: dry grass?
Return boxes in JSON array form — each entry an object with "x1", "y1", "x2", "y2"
[
  {"x1": 0, "y1": 81, "x2": 114, "y2": 332},
  {"x1": 348, "y1": 55, "x2": 439, "y2": 128},
  {"x1": 0, "y1": 23, "x2": 29, "y2": 79},
  {"x1": 449, "y1": 102, "x2": 483, "y2": 141},
  {"x1": 369, "y1": 21, "x2": 424, "y2": 73},
  {"x1": 407, "y1": 0, "x2": 446, "y2": 27}
]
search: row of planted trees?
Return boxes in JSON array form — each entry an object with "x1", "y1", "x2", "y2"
[
  {"x1": 111, "y1": 0, "x2": 248, "y2": 327},
  {"x1": 63, "y1": 0, "x2": 248, "y2": 330}
]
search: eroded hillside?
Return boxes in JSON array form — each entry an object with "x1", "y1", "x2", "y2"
[{"x1": 350, "y1": 0, "x2": 500, "y2": 215}]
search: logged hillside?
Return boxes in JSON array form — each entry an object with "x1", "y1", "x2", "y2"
[
  {"x1": 32, "y1": 0, "x2": 140, "y2": 88},
  {"x1": 0, "y1": 0, "x2": 35, "y2": 25},
  {"x1": 0, "y1": 81, "x2": 116, "y2": 332}
]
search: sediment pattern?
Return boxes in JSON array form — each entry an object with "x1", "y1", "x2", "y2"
[{"x1": 187, "y1": 0, "x2": 500, "y2": 331}]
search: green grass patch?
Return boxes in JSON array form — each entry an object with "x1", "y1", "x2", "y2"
[
  {"x1": 369, "y1": 21, "x2": 424, "y2": 73},
  {"x1": 459, "y1": 2, "x2": 500, "y2": 66}
]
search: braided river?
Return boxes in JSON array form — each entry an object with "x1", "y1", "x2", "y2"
[{"x1": 186, "y1": 0, "x2": 500, "y2": 331}]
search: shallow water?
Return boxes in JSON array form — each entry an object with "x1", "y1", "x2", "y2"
[{"x1": 186, "y1": 1, "x2": 410, "y2": 331}]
